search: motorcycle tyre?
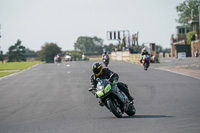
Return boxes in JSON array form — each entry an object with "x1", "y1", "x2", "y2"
[
  {"x1": 144, "y1": 62, "x2": 148, "y2": 70},
  {"x1": 105, "y1": 63, "x2": 108, "y2": 67},
  {"x1": 125, "y1": 103, "x2": 136, "y2": 116},
  {"x1": 107, "y1": 99, "x2": 123, "y2": 118},
  {"x1": 104, "y1": 61, "x2": 108, "y2": 67}
]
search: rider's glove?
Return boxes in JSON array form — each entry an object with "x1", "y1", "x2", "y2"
[{"x1": 112, "y1": 79, "x2": 118, "y2": 85}]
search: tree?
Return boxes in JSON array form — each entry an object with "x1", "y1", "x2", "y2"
[
  {"x1": 8, "y1": 40, "x2": 26, "y2": 62},
  {"x1": 38, "y1": 43, "x2": 61, "y2": 63},
  {"x1": 0, "y1": 51, "x2": 3, "y2": 63},
  {"x1": 103, "y1": 43, "x2": 116, "y2": 54},
  {"x1": 93, "y1": 36, "x2": 104, "y2": 53},
  {"x1": 74, "y1": 36, "x2": 104, "y2": 54},
  {"x1": 24, "y1": 48, "x2": 37, "y2": 57},
  {"x1": 176, "y1": 0, "x2": 200, "y2": 25},
  {"x1": 187, "y1": 31, "x2": 196, "y2": 44}
]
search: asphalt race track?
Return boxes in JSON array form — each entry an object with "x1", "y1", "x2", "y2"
[{"x1": 0, "y1": 61, "x2": 200, "y2": 133}]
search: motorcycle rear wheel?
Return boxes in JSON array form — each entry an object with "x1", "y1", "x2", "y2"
[
  {"x1": 107, "y1": 99, "x2": 122, "y2": 118},
  {"x1": 144, "y1": 62, "x2": 148, "y2": 70}
]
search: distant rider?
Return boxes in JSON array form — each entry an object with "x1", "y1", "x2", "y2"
[
  {"x1": 195, "y1": 49, "x2": 199, "y2": 57},
  {"x1": 89, "y1": 62, "x2": 134, "y2": 105},
  {"x1": 102, "y1": 51, "x2": 109, "y2": 60},
  {"x1": 140, "y1": 47, "x2": 150, "y2": 63}
]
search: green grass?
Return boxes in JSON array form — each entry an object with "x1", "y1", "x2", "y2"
[
  {"x1": 0, "y1": 72, "x2": 15, "y2": 77},
  {"x1": 0, "y1": 61, "x2": 41, "y2": 70}
]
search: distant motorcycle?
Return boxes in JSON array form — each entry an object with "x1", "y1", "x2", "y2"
[
  {"x1": 103, "y1": 55, "x2": 109, "y2": 67},
  {"x1": 56, "y1": 57, "x2": 61, "y2": 63},
  {"x1": 65, "y1": 55, "x2": 72, "y2": 62},
  {"x1": 54, "y1": 55, "x2": 61, "y2": 63},
  {"x1": 89, "y1": 74, "x2": 136, "y2": 118},
  {"x1": 142, "y1": 55, "x2": 151, "y2": 70}
]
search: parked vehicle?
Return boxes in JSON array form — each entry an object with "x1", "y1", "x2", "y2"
[
  {"x1": 89, "y1": 75, "x2": 136, "y2": 118},
  {"x1": 142, "y1": 55, "x2": 151, "y2": 70}
]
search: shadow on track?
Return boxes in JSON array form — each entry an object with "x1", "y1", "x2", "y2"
[
  {"x1": 123, "y1": 115, "x2": 174, "y2": 119},
  {"x1": 97, "y1": 115, "x2": 174, "y2": 119}
]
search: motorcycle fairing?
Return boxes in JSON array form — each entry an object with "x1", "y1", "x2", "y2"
[{"x1": 96, "y1": 84, "x2": 111, "y2": 97}]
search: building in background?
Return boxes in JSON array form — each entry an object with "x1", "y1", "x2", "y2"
[
  {"x1": 170, "y1": 25, "x2": 191, "y2": 58},
  {"x1": 189, "y1": 15, "x2": 200, "y2": 57}
]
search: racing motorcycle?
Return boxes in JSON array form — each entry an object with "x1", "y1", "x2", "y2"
[
  {"x1": 89, "y1": 75, "x2": 136, "y2": 118},
  {"x1": 103, "y1": 55, "x2": 109, "y2": 67},
  {"x1": 142, "y1": 55, "x2": 151, "y2": 70},
  {"x1": 54, "y1": 54, "x2": 61, "y2": 63}
]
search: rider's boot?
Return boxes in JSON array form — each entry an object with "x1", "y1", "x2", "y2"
[
  {"x1": 128, "y1": 95, "x2": 134, "y2": 101},
  {"x1": 99, "y1": 100, "x2": 104, "y2": 107},
  {"x1": 123, "y1": 84, "x2": 134, "y2": 102}
]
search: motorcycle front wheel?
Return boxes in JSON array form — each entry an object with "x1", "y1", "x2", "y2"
[
  {"x1": 104, "y1": 61, "x2": 108, "y2": 67},
  {"x1": 125, "y1": 103, "x2": 136, "y2": 116},
  {"x1": 105, "y1": 63, "x2": 108, "y2": 67},
  {"x1": 107, "y1": 99, "x2": 122, "y2": 118}
]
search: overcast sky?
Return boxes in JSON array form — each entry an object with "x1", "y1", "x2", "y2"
[{"x1": 0, "y1": 0, "x2": 185, "y2": 53}]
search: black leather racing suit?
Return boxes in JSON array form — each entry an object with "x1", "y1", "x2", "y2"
[
  {"x1": 140, "y1": 51, "x2": 150, "y2": 63},
  {"x1": 102, "y1": 54, "x2": 110, "y2": 61},
  {"x1": 91, "y1": 68, "x2": 133, "y2": 101}
]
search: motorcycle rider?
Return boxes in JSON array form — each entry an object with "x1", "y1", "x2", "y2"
[
  {"x1": 140, "y1": 47, "x2": 150, "y2": 63},
  {"x1": 102, "y1": 51, "x2": 109, "y2": 61},
  {"x1": 89, "y1": 62, "x2": 134, "y2": 105}
]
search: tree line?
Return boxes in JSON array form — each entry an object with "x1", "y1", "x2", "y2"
[{"x1": 3, "y1": 36, "x2": 115, "y2": 63}]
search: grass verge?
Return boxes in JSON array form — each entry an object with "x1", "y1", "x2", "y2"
[
  {"x1": 0, "y1": 72, "x2": 15, "y2": 77},
  {"x1": 0, "y1": 61, "x2": 40, "y2": 71},
  {"x1": 89, "y1": 58, "x2": 102, "y2": 61}
]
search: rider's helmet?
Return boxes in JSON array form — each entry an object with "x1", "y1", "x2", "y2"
[
  {"x1": 142, "y1": 47, "x2": 147, "y2": 52},
  {"x1": 103, "y1": 51, "x2": 107, "y2": 55},
  {"x1": 92, "y1": 62, "x2": 103, "y2": 76}
]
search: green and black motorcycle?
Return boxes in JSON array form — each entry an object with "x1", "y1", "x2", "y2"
[{"x1": 89, "y1": 76, "x2": 136, "y2": 118}]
